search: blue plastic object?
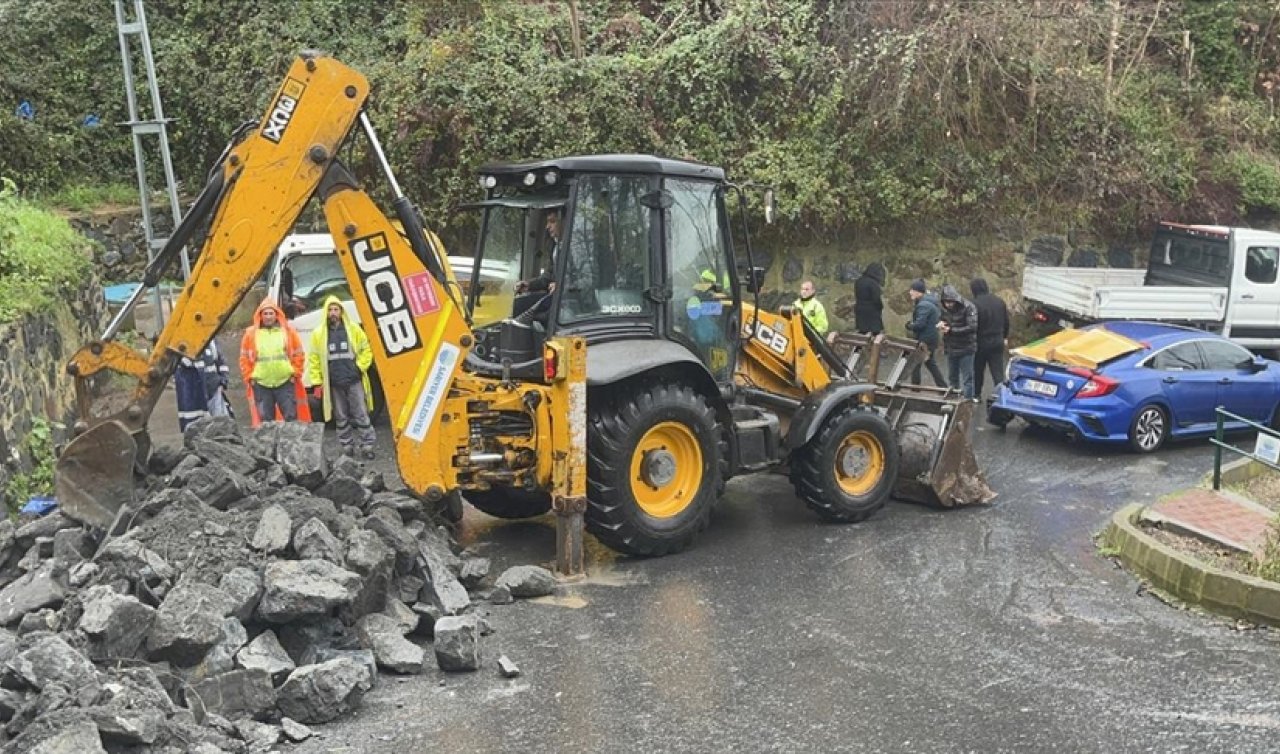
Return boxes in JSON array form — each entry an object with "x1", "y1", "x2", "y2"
[
  {"x1": 20, "y1": 495, "x2": 56, "y2": 516},
  {"x1": 14, "y1": 101, "x2": 33, "y2": 121}
]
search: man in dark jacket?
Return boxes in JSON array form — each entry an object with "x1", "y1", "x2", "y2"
[
  {"x1": 970, "y1": 277, "x2": 1010, "y2": 400},
  {"x1": 938, "y1": 284, "x2": 978, "y2": 399},
  {"x1": 906, "y1": 279, "x2": 947, "y2": 388},
  {"x1": 854, "y1": 262, "x2": 885, "y2": 335}
]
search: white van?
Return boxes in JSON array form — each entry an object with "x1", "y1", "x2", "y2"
[
  {"x1": 263, "y1": 233, "x2": 513, "y2": 416},
  {"x1": 1023, "y1": 222, "x2": 1280, "y2": 350}
]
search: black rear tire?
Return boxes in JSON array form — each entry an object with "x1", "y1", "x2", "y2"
[
  {"x1": 586, "y1": 382, "x2": 719, "y2": 557},
  {"x1": 792, "y1": 406, "x2": 898, "y2": 522},
  {"x1": 464, "y1": 488, "x2": 552, "y2": 519},
  {"x1": 1128, "y1": 404, "x2": 1168, "y2": 453}
]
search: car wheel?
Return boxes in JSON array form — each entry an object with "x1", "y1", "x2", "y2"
[
  {"x1": 987, "y1": 405, "x2": 1013, "y2": 429},
  {"x1": 1128, "y1": 404, "x2": 1168, "y2": 453}
]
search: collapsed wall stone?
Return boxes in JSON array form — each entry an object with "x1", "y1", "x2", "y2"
[{"x1": 276, "y1": 657, "x2": 370, "y2": 724}]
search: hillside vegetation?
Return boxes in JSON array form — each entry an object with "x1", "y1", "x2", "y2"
[{"x1": 3, "y1": 0, "x2": 1280, "y2": 239}]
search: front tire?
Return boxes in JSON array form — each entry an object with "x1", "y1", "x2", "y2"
[
  {"x1": 792, "y1": 406, "x2": 899, "y2": 522},
  {"x1": 1128, "y1": 404, "x2": 1168, "y2": 453},
  {"x1": 586, "y1": 383, "x2": 720, "y2": 557},
  {"x1": 464, "y1": 488, "x2": 552, "y2": 519}
]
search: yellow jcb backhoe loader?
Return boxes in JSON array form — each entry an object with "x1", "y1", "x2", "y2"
[{"x1": 56, "y1": 53, "x2": 992, "y2": 575}]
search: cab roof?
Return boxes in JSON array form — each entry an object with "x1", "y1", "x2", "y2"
[{"x1": 480, "y1": 154, "x2": 726, "y2": 182}]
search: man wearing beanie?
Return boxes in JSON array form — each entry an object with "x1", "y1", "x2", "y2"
[{"x1": 906, "y1": 279, "x2": 947, "y2": 387}]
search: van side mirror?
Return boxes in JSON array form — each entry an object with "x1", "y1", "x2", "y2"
[{"x1": 763, "y1": 189, "x2": 775, "y2": 225}]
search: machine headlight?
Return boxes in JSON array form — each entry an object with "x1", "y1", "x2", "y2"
[
  {"x1": 522, "y1": 172, "x2": 537, "y2": 187},
  {"x1": 479, "y1": 175, "x2": 498, "y2": 189},
  {"x1": 544, "y1": 170, "x2": 559, "y2": 185}
]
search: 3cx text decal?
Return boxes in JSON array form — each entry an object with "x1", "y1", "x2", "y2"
[
  {"x1": 351, "y1": 233, "x2": 422, "y2": 355},
  {"x1": 261, "y1": 78, "x2": 306, "y2": 143}
]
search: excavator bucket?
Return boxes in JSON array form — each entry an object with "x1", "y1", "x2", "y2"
[
  {"x1": 831, "y1": 334, "x2": 996, "y2": 507},
  {"x1": 54, "y1": 420, "x2": 137, "y2": 530}
]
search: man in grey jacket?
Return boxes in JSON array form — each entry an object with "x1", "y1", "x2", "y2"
[
  {"x1": 938, "y1": 284, "x2": 978, "y2": 399},
  {"x1": 906, "y1": 279, "x2": 948, "y2": 388}
]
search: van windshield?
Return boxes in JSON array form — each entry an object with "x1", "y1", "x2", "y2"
[{"x1": 282, "y1": 253, "x2": 351, "y2": 312}]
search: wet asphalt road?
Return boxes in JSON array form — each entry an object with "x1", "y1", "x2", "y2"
[{"x1": 274, "y1": 418, "x2": 1280, "y2": 753}]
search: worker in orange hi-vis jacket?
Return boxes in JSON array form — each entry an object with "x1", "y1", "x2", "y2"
[{"x1": 238, "y1": 298, "x2": 311, "y2": 426}]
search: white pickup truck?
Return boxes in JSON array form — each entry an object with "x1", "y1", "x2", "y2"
[{"x1": 1023, "y1": 222, "x2": 1280, "y2": 350}]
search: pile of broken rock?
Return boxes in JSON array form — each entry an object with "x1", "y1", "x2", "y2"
[{"x1": 0, "y1": 416, "x2": 556, "y2": 753}]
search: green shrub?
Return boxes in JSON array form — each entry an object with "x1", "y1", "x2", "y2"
[
  {"x1": 0, "y1": 183, "x2": 94, "y2": 322},
  {"x1": 42, "y1": 182, "x2": 137, "y2": 212},
  {"x1": 1216, "y1": 151, "x2": 1280, "y2": 214}
]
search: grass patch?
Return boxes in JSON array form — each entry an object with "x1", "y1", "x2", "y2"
[
  {"x1": 0, "y1": 180, "x2": 94, "y2": 323},
  {"x1": 40, "y1": 182, "x2": 137, "y2": 212}
]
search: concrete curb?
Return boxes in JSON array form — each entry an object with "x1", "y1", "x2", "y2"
[{"x1": 1101, "y1": 503, "x2": 1280, "y2": 627}]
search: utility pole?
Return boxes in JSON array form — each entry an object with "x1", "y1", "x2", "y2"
[{"x1": 113, "y1": 0, "x2": 189, "y2": 334}]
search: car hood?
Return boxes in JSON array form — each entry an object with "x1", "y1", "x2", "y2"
[{"x1": 1013, "y1": 326, "x2": 1144, "y2": 370}]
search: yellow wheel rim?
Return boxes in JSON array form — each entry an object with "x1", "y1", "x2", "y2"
[
  {"x1": 629, "y1": 421, "x2": 703, "y2": 518},
  {"x1": 834, "y1": 430, "x2": 885, "y2": 496}
]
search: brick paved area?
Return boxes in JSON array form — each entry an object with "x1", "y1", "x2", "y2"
[{"x1": 1143, "y1": 488, "x2": 1276, "y2": 558}]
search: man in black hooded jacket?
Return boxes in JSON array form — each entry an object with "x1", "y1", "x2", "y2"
[
  {"x1": 854, "y1": 262, "x2": 885, "y2": 335},
  {"x1": 938, "y1": 284, "x2": 978, "y2": 399},
  {"x1": 970, "y1": 277, "x2": 1010, "y2": 400}
]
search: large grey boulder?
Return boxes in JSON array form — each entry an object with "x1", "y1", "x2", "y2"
[
  {"x1": 183, "y1": 415, "x2": 240, "y2": 450},
  {"x1": 184, "y1": 465, "x2": 251, "y2": 510},
  {"x1": 187, "y1": 617, "x2": 248, "y2": 682},
  {"x1": 244, "y1": 421, "x2": 282, "y2": 465},
  {"x1": 369, "y1": 491, "x2": 425, "y2": 522},
  {"x1": 0, "y1": 562, "x2": 65, "y2": 626},
  {"x1": 257, "y1": 560, "x2": 362, "y2": 623},
  {"x1": 235, "y1": 630, "x2": 295, "y2": 685},
  {"x1": 77, "y1": 586, "x2": 156, "y2": 659},
  {"x1": 363, "y1": 509, "x2": 417, "y2": 575},
  {"x1": 29, "y1": 716, "x2": 106, "y2": 754},
  {"x1": 293, "y1": 518, "x2": 344, "y2": 564},
  {"x1": 145, "y1": 582, "x2": 233, "y2": 666},
  {"x1": 250, "y1": 504, "x2": 292, "y2": 554},
  {"x1": 276, "y1": 658, "x2": 371, "y2": 724},
  {"x1": 218, "y1": 567, "x2": 262, "y2": 624},
  {"x1": 193, "y1": 438, "x2": 259, "y2": 476},
  {"x1": 314, "y1": 476, "x2": 369, "y2": 509},
  {"x1": 277, "y1": 422, "x2": 328, "y2": 489},
  {"x1": 6, "y1": 635, "x2": 98, "y2": 692},
  {"x1": 433, "y1": 614, "x2": 481, "y2": 672},
  {"x1": 85, "y1": 706, "x2": 162, "y2": 746},
  {"x1": 494, "y1": 565, "x2": 557, "y2": 598},
  {"x1": 186, "y1": 668, "x2": 275, "y2": 721},
  {"x1": 354, "y1": 614, "x2": 425, "y2": 674}
]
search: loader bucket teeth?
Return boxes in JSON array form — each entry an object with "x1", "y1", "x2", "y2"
[
  {"x1": 829, "y1": 333, "x2": 996, "y2": 508},
  {"x1": 54, "y1": 420, "x2": 138, "y2": 530}
]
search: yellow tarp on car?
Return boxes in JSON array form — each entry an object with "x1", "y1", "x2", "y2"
[{"x1": 1012, "y1": 327, "x2": 1145, "y2": 370}]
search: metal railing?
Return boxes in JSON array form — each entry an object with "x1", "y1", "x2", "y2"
[{"x1": 1210, "y1": 407, "x2": 1280, "y2": 490}]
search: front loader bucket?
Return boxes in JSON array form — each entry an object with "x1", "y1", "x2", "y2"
[
  {"x1": 54, "y1": 420, "x2": 138, "y2": 530},
  {"x1": 878, "y1": 387, "x2": 996, "y2": 507},
  {"x1": 829, "y1": 333, "x2": 996, "y2": 507}
]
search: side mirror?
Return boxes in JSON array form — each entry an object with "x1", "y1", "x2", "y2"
[
  {"x1": 1249, "y1": 356, "x2": 1270, "y2": 373},
  {"x1": 742, "y1": 266, "x2": 766, "y2": 294},
  {"x1": 763, "y1": 189, "x2": 775, "y2": 225}
]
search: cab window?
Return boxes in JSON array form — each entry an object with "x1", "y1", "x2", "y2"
[
  {"x1": 1245, "y1": 246, "x2": 1279, "y2": 284},
  {"x1": 558, "y1": 175, "x2": 653, "y2": 323}
]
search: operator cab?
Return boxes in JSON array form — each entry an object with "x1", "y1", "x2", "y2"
[{"x1": 465, "y1": 154, "x2": 742, "y2": 384}]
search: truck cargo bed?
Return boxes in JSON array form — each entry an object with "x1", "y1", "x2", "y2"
[{"x1": 1022, "y1": 266, "x2": 1227, "y2": 323}]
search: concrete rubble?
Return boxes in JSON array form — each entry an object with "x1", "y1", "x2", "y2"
[{"x1": 0, "y1": 416, "x2": 556, "y2": 752}]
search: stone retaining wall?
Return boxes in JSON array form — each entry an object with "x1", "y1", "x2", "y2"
[{"x1": 0, "y1": 279, "x2": 107, "y2": 496}]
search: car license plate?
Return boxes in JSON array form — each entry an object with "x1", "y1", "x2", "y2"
[{"x1": 1023, "y1": 379, "x2": 1058, "y2": 397}]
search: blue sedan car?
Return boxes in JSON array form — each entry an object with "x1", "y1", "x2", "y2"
[{"x1": 988, "y1": 321, "x2": 1280, "y2": 452}]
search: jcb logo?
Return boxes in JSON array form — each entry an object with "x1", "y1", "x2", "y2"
[
  {"x1": 261, "y1": 79, "x2": 305, "y2": 143},
  {"x1": 744, "y1": 321, "x2": 789, "y2": 356},
  {"x1": 352, "y1": 233, "x2": 421, "y2": 355}
]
